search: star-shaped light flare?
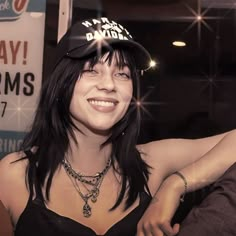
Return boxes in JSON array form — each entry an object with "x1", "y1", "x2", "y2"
[
  {"x1": 182, "y1": 0, "x2": 223, "y2": 47},
  {"x1": 72, "y1": 22, "x2": 115, "y2": 59},
  {"x1": 6, "y1": 97, "x2": 35, "y2": 130},
  {"x1": 133, "y1": 86, "x2": 168, "y2": 121}
]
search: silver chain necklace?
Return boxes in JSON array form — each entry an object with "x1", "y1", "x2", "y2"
[{"x1": 62, "y1": 158, "x2": 112, "y2": 217}]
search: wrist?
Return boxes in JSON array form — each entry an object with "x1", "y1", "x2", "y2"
[{"x1": 162, "y1": 172, "x2": 187, "y2": 200}]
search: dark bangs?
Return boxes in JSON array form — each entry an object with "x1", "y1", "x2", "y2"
[{"x1": 85, "y1": 46, "x2": 138, "y2": 79}]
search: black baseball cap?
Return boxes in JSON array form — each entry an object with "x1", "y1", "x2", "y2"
[{"x1": 55, "y1": 17, "x2": 152, "y2": 70}]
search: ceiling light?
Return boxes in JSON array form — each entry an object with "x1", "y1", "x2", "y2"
[
  {"x1": 172, "y1": 41, "x2": 186, "y2": 47},
  {"x1": 149, "y1": 60, "x2": 157, "y2": 68}
]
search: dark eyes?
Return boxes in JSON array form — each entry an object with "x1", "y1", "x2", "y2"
[
  {"x1": 81, "y1": 69, "x2": 131, "y2": 80},
  {"x1": 81, "y1": 69, "x2": 98, "y2": 75},
  {"x1": 115, "y1": 72, "x2": 131, "y2": 80}
]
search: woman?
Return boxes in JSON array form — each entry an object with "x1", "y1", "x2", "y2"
[{"x1": 0, "y1": 17, "x2": 235, "y2": 236}]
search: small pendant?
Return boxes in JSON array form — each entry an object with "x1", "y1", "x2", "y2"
[
  {"x1": 91, "y1": 188, "x2": 99, "y2": 203},
  {"x1": 91, "y1": 195, "x2": 97, "y2": 203},
  {"x1": 83, "y1": 202, "x2": 92, "y2": 217}
]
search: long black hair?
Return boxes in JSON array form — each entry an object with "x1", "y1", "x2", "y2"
[{"x1": 21, "y1": 45, "x2": 151, "y2": 210}]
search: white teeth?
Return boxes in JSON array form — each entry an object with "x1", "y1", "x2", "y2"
[{"x1": 89, "y1": 100, "x2": 115, "y2": 107}]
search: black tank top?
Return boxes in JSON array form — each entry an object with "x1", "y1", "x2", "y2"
[{"x1": 15, "y1": 191, "x2": 151, "y2": 236}]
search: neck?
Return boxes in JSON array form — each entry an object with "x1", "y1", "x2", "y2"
[{"x1": 66, "y1": 127, "x2": 112, "y2": 174}]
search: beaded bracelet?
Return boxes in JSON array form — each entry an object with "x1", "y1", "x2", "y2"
[{"x1": 173, "y1": 171, "x2": 188, "y2": 202}]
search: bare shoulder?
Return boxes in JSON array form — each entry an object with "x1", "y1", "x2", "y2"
[
  {"x1": 0, "y1": 152, "x2": 28, "y2": 209},
  {"x1": 0, "y1": 151, "x2": 27, "y2": 178}
]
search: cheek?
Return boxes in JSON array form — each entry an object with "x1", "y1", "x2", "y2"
[
  {"x1": 70, "y1": 79, "x2": 88, "y2": 103},
  {"x1": 69, "y1": 82, "x2": 83, "y2": 112},
  {"x1": 69, "y1": 94, "x2": 77, "y2": 116},
  {"x1": 121, "y1": 82, "x2": 133, "y2": 103}
]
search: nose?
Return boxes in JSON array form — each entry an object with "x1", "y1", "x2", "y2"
[{"x1": 96, "y1": 73, "x2": 116, "y2": 92}]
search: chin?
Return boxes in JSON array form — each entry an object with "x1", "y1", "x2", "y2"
[
  {"x1": 90, "y1": 126, "x2": 112, "y2": 136},
  {"x1": 89, "y1": 118, "x2": 117, "y2": 130}
]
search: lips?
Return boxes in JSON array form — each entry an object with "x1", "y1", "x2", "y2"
[{"x1": 87, "y1": 98, "x2": 118, "y2": 112}]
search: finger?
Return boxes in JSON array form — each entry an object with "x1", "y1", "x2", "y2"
[
  {"x1": 136, "y1": 230, "x2": 145, "y2": 236},
  {"x1": 142, "y1": 226, "x2": 155, "y2": 236},
  {"x1": 136, "y1": 223, "x2": 147, "y2": 236},
  {"x1": 172, "y1": 223, "x2": 180, "y2": 234},
  {"x1": 140, "y1": 223, "x2": 162, "y2": 236},
  {"x1": 159, "y1": 222, "x2": 178, "y2": 236},
  {"x1": 146, "y1": 224, "x2": 167, "y2": 236}
]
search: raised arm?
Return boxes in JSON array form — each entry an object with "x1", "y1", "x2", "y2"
[
  {"x1": 137, "y1": 129, "x2": 236, "y2": 236},
  {"x1": 139, "y1": 130, "x2": 233, "y2": 186},
  {"x1": 171, "y1": 129, "x2": 236, "y2": 192}
]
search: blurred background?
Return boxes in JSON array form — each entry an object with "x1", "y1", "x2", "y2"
[{"x1": 44, "y1": 0, "x2": 236, "y2": 142}]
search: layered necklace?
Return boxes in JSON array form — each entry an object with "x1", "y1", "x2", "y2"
[{"x1": 62, "y1": 157, "x2": 112, "y2": 217}]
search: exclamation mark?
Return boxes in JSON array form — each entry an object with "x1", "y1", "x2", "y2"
[{"x1": 23, "y1": 41, "x2": 28, "y2": 65}]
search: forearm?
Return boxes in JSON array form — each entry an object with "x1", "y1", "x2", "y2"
[
  {"x1": 169, "y1": 130, "x2": 236, "y2": 195},
  {"x1": 138, "y1": 131, "x2": 236, "y2": 236}
]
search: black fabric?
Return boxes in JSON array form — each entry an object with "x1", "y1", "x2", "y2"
[
  {"x1": 177, "y1": 162, "x2": 236, "y2": 236},
  {"x1": 55, "y1": 17, "x2": 151, "y2": 70},
  {"x1": 15, "y1": 192, "x2": 151, "y2": 236}
]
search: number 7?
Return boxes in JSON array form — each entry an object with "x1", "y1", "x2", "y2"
[{"x1": 1, "y1": 102, "x2": 7, "y2": 117}]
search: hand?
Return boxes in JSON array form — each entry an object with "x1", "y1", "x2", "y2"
[{"x1": 137, "y1": 176, "x2": 183, "y2": 236}]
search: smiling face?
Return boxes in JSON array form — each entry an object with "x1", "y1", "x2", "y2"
[{"x1": 69, "y1": 50, "x2": 134, "y2": 135}]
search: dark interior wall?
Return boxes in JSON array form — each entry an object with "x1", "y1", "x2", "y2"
[{"x1": 44, "y1": 0, "x2": 236, "y2": 142}]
